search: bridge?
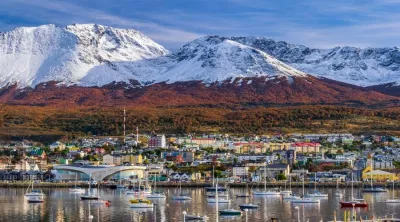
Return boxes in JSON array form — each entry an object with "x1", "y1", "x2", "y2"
[{"x1": 52, "y1": 165, "x2": 146, "y2": 181}]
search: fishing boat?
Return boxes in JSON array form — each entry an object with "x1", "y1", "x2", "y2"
[
  {"x1": 218, "y1": 209, "x2": 242, "y2": 216},
  {"x1": 363, "y1": 157, "x2": 387, "y2": 193},
  {"x1": 69, "y1": 173, "x2": 85, "y2": 193},
  {"x1": 386, "y1": 180, "x2": 400, "y2": 203},
  {"x1": 25, "y1": 180, "x2": 45, "y2": 197},
  {"x1": 172, "y1": 178, "x2": 192, "y2": 200},
  {"x1": 307, "y1": 172, "x2": 328, "y2": 198},
  {"x1": 253, "y1": 164, "x2": 281, "y2": 195},
  {"x1": 291, "y1": 176, "x2": 320, "y2": 204},
  {"x1": 27, "y1": 197, "x2": 44, "y2": 203},
  {"x1": 146, "y1": 178, "x2": 166, "y2": 199},
  {"x1": 81, "y1": 175, "x2": 99, "y2": 200},
  {"x1": 340, "y1": 172, "x2": 368, "y2": 208},
  {"x1": 129, "y1": 198, "x2": 154, "y2": 208}
]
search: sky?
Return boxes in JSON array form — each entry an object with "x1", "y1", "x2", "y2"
[{"x1": 0, "y1": 0, "x2": 399, "y2": 51}]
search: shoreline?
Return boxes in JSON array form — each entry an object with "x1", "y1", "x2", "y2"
[{"x1": 0, "y1": 181, "x2": 399, "y2": 188}]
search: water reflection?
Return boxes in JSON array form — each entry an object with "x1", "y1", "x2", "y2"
[{"x1": 0, "y1": 187, "x2": 399, "y2": 221}]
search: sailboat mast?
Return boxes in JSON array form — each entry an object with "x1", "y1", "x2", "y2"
[
  {"x1": 264, "y1": 164, "x2": 267, "y2": 192},
  {"x1": 370, "y1": 157, "x2": 373, "y2": 188},
  {"x1": 212, "y1": 165, "x2": 215, "y2": 186},
  {"x1": 315, "y1": 173, "x2": 317, "y2": 191},
  {"x1": 351, "y1": 172, "x2": 354, "y2": 199}
]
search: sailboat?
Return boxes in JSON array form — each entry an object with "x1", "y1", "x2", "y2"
[
  {"x1": 236, "y1": 182, "x2": 251, "y2": 198},
  {"x1": 81, "y1": 175, "x2": 99, "y2": 200},
  {"x1": 172, "y1": 178, "x2": 192, "y2": 200},
  {"x1": 70, "y1": 173, "x2": 85, "y2": 193},
  {"x1": 291, "y1": 176, "x2": 320, "y2": 203},
  {"x1": 146, "y1": 178, "x2": 166, "y2": 199},
  {"x1": 126, "y1": 179, "x2": 152, "y2": 195},
  {"x1": 335, "y1": 177, "x2": 342, "y2": 197},
  {"x1": 362, "y1": 157, "x2": 387, "y2": 193},
  {"x1": 25, "y1": 180, "x2": 45, "y2": 197},
  {"x1": 307, "y1": 173, "x2": 328, "y2": 198},
  {"x1": 116, "y1": 171, "x2": 125, "y2": 189},
  {"x1": 280, "y1": 176, "x2": 293, "y2": 196},
  {"x1": 340, "y1": 172, "x2": 368, "y2": 207},
  {"x1": 207, "y1": 179, "x2": 230, "y2": 203},
  {"x1": 205, "y1": 166, "x2": 227, "y2": 192},
  {"x1": 239, "y1": 184, "x2": 259, "y2": 209},
  {"x1": 386, "y1": 180, "x2": 400, "y2": 203},
  {"x1": 253, "y1": 164, "x2": 280, "y2": 195},
  {"x1": 91, "y1": 183, "x2": 108, "y2": 205}
]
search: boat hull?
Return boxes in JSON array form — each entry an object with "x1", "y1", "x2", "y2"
[
  {"x1": 172, "y1": 196, "x2": 192, "y2": 200},
  {"x1": 291, "y1": 198, "x2": 320, "y2": 203},
  {"x1": 386, "y1": 199, "x2": 400, "y2": 203},
  {"x1": 362, "y1": 188, "x2": 387, "y2": 193},
  {"x1": 219, "y1": 210, "x2": 242, "y2": 216},
  {"x1": 80, "y1": 196, "x2": 100, "y2": 200},
  {"x1": 207, "y1": 198, "x2": 230, "y2": 203},
  {"x1": 239, "y1": 204, "x2": 259, "y2": 209},
  {"x1": 130, "y1": 203, "x2": 154, "y2": 208},
  {"x1": 339, "y1": 201, "x2": 368, "y2": 207}
]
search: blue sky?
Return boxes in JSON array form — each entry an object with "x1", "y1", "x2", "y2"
[{"x1": 0, "y1": 0, "x2": 399, "y2": 51}]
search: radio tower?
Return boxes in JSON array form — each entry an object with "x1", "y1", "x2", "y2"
[{"x1": 123, "y1": 107, "x2": 126, "y2": 143}]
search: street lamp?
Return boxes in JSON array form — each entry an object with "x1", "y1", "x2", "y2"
[
  {"x1": 183, "y1": 211, "x2": 187, "y2": 222},
  {"x1": 295, "y1": 206, "x2": 300, "y2": 222},
  {"x1": 244, "y1": 209, "x2": 248, "y2": 222}
]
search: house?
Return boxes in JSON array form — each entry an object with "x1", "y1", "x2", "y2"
[
  {"x1": 232, "y1": 165, "x2": 249, "y2": 178},
  {"x1": 148, "y1": 135, "x2": 167, "y2": 148},
  {"x1": 373, "y1": 161, "x2": 394, "y2": 169},
  {"x1": 169, "y1": 172, "x2": 201, "y2": 181},
  {"x1": 161, "y1": 151, "x2": 194, "y2": 162},
  {"x1": 49, "y1": 141, "x2": 66, "y2": 151},
  {"x1": 258, "y1": 163, "x2": 290, "y2": 179},
  {"x1": 362, "y1": 168, "x2": 398, "y2": 182},
  {"x1": 122, "y1": 154, "x2": 143, "y2": 165}
]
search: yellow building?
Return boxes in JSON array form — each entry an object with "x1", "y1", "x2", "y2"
[
  {"x1": 268, "y1": 142, "x2": 291, "y2": 152},
  {"x1": 362, "y1": 165, "x2": 399, "y2": 182},
  {"x1": 122, "y1": 154, "x2": 143, "y2": 165}
]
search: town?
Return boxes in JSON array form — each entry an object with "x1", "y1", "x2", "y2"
[{"x1": 0, "y1": 132, "x2": 399, "y2": 186}]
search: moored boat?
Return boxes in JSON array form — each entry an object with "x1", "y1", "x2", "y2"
[
  {"x1": 339, "y1": 200, "x2": 368, "y2": 207},
  {"x1": 219, "y1": 209, "x2": 242, "y2": 216},
  {"x1": 239, "y1": 203, "x2": 260, "y2": 209},
  {"x1": 129, "y1": 199, "x2": 154, "y2": 208},
  {"x1": 27, "y1": 197, "x2": 44, "y2": 203}
]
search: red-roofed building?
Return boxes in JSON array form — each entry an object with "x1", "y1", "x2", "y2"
[{"x1": 291, "y1": 142, "x2": 321, "y2": 153}]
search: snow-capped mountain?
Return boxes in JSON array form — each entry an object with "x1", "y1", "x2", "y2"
[
  {"x1": 0, "y1": 24, "x2": 168, "y2": 88},
  {"x1": 129, "y1": 36, "x2": 307, "y2": 84},
  {"x1": 231, "y1": 37, "x2": 400, "y2": 87}
]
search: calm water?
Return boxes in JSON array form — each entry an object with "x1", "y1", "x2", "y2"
[{"x1": 0, "y1": 187, "x2": 399, "y2": 222}]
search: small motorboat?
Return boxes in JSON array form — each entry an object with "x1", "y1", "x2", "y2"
[
  {"x1": 219, "y1": 209, "x2": 242, "y2": 216},
  {"x1": 129, "y1": 199, "x2": 154, "y2": 208},
  {"x1": 172, "y1": 195, "x2": 192, "y2": 200},
  {"x1": 207, "y1": 198, "x2": 230, "y2": 203},
  {"x1": 80, "y1": 195, "x2": 100, "y2": 200},
  {"x1": 184, "y1": 214, "x2": 208, "y2": 221},
  {"x1": 27, "y1": 197, "x2": 44, "y2": 203},
  {"x1": 239, "y1": 203, "x2": 260, "y2": 209},
  {"x1": 146, "y1": 193, "x2": 166, "y2": 199},
  {"x1": 236, "y1": 194, "x2": 251, "y2": 198}
]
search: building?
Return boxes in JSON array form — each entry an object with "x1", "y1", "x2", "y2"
[
  {"x1": 268, "y1": 142, "x2": 291, "y2": 152},
  {"x1": 362, "y1": 168, "x2": 398, "y2": 182},
  {"x1": 161, "y1": 151, "x2": 194, "y2": 162},
  {"x1": 373, "y1": 161, "x2": 394, "y2": 169},
  {"x1": 49, "y1": 141, "x2": 66, "y2": 151},
  {"x1": 148, "y1": 135, "x2": 167, "y2": 148},
  {"x1": 259, "y1": 163, "x2": 290, "y2": 179},
  {"x1": 291, "y1": 142, "x2": 321, "y2": 153},
  {"x1": 122, "y1": 154, "x2": 143, "y2": 165},
  {"x1": 232, "y1": 166, "x2": 249, "y2": 178}
]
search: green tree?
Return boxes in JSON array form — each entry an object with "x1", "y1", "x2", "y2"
[{"x1": 277, "y1": 173, "x2": 287, "y2": 181}]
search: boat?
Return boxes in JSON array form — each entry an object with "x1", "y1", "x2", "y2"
[
  {"x1": 207, "y1": 193, "x2": 229, "y2": 198},
  {"x1": 363, "y1": 157, "x2": 387, "y2": 193},
  {"x1": 27, "y1": 197, "x2": 44, "y2": 203},
  {"x1": 253, "y1": 164, "x2": 281, "y2": 195},
  {"x1": 291, "y1": 176, "x2": 319, "y2": 204},
  {"x1": 340, "y1": 172, "x2": 368, "y2": 208},
  {"x1": 307, "y1": 172, "x2": 328, "y2": 198},
  {"x1": 126, "y1": 179, "x2": 152, "y2": 194},
  {"x1": 129, "y1": 198, "x2": 154, "y2": 208},
  {"x1": 81, "y1": 175, "x2": 99, "y2": 200},
  {"x1": 239, "y1": 203, "x2": 260, "y2": 209},
  {"x1": 207, "y1": 198, "x2": 230, "y2": 203},
  {"x1": 172, "y1": 178, "x2": 191, "y2": 200},
  {"x1": 335, "y1": 178, "x2": 342, "y2": 197},
  {"x1": 218, "y1": 209, "x2": 242, "y2": 216},
  {"x1": 205, "y1": 165, "x2": 227, "y2": 192},
  {"x1": 386, "y1": 180, "x2": 400, "y2": 203},
  {"x1": 69, "y1": 173, "x2": 85, "y2": 193},
  {"x1": 146, "y1": 178, "x2": 166, "y2": 199},
  {"x1": 184, "y1": 214, "x2": 208, "y2": 221},
  {"x1": 236, "y1": 194, "x2": 251, "y2": 198},
  {"x1": 280, "y1": 177, "x2": 292, "y2": 196},
  {"x1": 25, "y1": 180, "x2": 45, "y2": 197}
]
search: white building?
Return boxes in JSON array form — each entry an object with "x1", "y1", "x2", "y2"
[{"x1": 149, "y1": 135, "x2": 167, "y2": 148}]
